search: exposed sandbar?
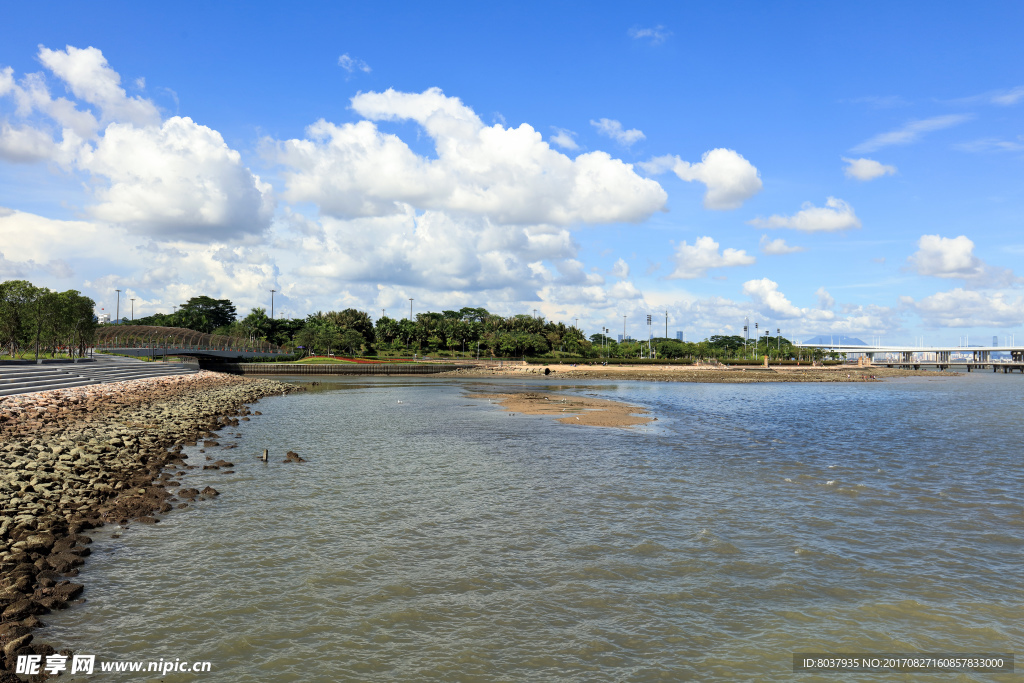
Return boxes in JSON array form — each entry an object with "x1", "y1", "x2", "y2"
[
  {"x1": 451, "y1": 363, "x2": 943, "y2": 383},
  {"x1": 470, "y1": 391, "x2": 654, "y2": 428}
]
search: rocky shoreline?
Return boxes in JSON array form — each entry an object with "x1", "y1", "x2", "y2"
[{"x1": 0, "y1": 371, "x2": 301, "y2": 679}]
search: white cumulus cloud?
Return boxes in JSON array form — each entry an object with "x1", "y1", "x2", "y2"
[
  {"x1": 549, "y1": 127, "x2": 579, "y2": 150},
  {"x1": 668, "y1": 236, "x2": 755, "y2": 279},
  {"x1": 842, "y1": 157, "x2": 896, "y2": 181},
  {"x1": 80, "y1": 117, "x2": 274, "y2": 240},
  {"x1": 0, "y1": 121, "x2": 58, "y2": 162},
  {"x1": 816, "y1": 287, "x2": 835, "y2": 309},
  {"x1": 275, "y1": 88, "x2": 666, "y2": 225},
  {"x1": 37, "y1": 45, "x2": 160, "y2": 127},
  {"x1": 742, "y1": 278, "x2": 803, "y2": 318},
  {"x1": 907, "y1": 234, "x2": 1017, "y2": 286},
  {"x1": 641, "y1": 148, "x2": 762, "y2": 210},
  {"x1": 742, "y1": 279, "x2": 839, "y2": 323},
  {"x1": 749, "y1": 197, "x2": 861, "y2": 232},
  {"x1": 611, "y1": 257, "x2": 629, "y2": 278},
  {"x1": 0, "y1": 46, "x2": 272, "y2": 242},
  {"x1": 904, "y1": 288, "x2": 1024, "y2": 328},
  {"x1": 590, "y1": 118, "x2": 645, "y2": 146},
  {"x1": 759, "y1": 235, "x2": 805, "y2": 255}
]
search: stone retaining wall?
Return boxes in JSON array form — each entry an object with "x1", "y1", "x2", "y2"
[{"x1": 213, "y1": 363, "x2": 470, "y2": 375}]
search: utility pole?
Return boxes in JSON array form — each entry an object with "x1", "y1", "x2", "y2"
[
  {"x1": 665, "y1": 311, "x2": 668, "y2": 339},
  {"x1": 130, "y1": 298, "x2": 135, "y2": 322},
  {"x1": 115, "y1": 289, "x2": 121, "y2": 324},
  {"x1": 409, "y1": 298, "x2": 414, "y2": 321},
  {"x1": 270, "y1": 289, "x2": 276, "y2": 319},
  {"x1": 623, "y1": 314, "x2": 627, "y2": 342}
]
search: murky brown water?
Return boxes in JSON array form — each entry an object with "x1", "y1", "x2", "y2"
[{"x1": 46, "y1": 374, "x2": 1022, "y2": 680}]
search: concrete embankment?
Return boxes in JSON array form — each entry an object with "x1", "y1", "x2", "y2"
[
  {"x1": 0, "y1": 371, "x2": 301, "y2": 673},
  {"x1": 210, "y1": 362, "x2": 470, "y2": 375}
]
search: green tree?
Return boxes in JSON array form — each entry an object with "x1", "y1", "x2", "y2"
[{"x1": 176, "y1": 296, "x2": 237, "y2": 333}]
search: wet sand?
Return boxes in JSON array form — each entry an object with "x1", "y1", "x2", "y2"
[
  {"x1": 450, "y1": 363, "x2": 940, "y2": 383},
  {"x1": 470, "y1": 391, "x2": 654, "y2": 428}
]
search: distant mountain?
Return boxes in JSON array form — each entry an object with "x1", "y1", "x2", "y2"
[{"x1": 803, "y1": 334, "x2": 867, "y2": 345}]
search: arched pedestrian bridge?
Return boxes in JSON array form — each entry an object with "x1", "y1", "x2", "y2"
[{"x1": 95, "y1": 325, "x2": 288, "y2": 359}]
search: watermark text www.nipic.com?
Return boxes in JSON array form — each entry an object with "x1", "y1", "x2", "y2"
[{"x1": 17, "y1": 654, "x2": 212, "y2": 675}]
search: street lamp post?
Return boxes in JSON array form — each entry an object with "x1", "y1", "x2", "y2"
[
  {"x1": 130, "y1": 298, "x2": 135, "y2": 322},
  {"x1": 744, "y1": 316, "x2": 749, "y2": 359},
  {"x1": 623, "y1": 315, "x2": 627, "y2": 343},
  {"x1": 115, "y1": 289, "x2": 121, "y2": 324},
  {"x1": 409, "y1": 298, "x2": 413, "y2": 321},
  {"x1": 270, "y1": 289, "x2": 276, "y2": 319}
]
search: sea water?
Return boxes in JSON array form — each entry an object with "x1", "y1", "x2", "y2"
[{"x1": 44, "y1": 373, "x2": 1022, "y2": 680}]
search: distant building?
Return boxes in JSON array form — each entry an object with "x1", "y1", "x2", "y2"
[
  {"x1": 97, "y1": 313, "x2": 110, "y2": 324},
  {"x1": 617, "y1": 334, "x2": 633, "y2": 343},
  {"x1": 675, "y1": 331, "x2": 683, "y2": 341},
  {"x1": 994, "y1": 335, "x2": 999, "y2": 347}
]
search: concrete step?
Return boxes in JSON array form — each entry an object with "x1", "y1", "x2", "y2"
[
  {"x1": 0, "y1": 373, "x2": 81, "y2": 388},
  {"x1": 0, "y1": 371, "x2": 79, "y2": 381},
  {"x1": 73, "y1": 368, "x2": 195, "y2": 380},
  {"x1": 0, "y1": 379, "x2": 98, "y2": 397},
  {"x1": 0, "y1": 355, "x2": 198, "y2": 397}
]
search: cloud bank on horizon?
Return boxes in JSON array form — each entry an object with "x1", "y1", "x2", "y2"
[{"x1": 0, "y1": 5, "x2": 1021, "y2": 342}]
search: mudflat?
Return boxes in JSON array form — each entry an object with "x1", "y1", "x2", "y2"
[
  {"x1": 470, "y1": 391, "x2": 654, "y2": 428},
  {"x1": 450, "y1": 362, "x2": 940, "y2": 383}
]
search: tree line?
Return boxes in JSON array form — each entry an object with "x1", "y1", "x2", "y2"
[
  {"x1": 1, "y1": 280, "x2": 838, "y2": 361},
  {"x1": 130, "y1": 295, "x2": 836, "y2": 361},
  {"x1": 0, "y1": 280, "x2": 97, "y2": 360}
]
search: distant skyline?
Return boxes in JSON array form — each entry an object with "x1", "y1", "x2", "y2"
[{"x1": 1, "y1": 2, "x2": 1023, "y2": 343}]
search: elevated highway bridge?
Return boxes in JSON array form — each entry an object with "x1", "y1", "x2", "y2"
[{"x1": 795, "y1": 343, "x2": 1024, "y2": 372}]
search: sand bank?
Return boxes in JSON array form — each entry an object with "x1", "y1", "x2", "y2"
[
  {"x1": 450, "y1": 363, "x2": 941, "y2": 383},
  {"x1": 470, "y1": 391, "x2": 654, "y2": 428}
]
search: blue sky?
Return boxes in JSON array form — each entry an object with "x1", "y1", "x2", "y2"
[{"x1": 1, "y1": 1, "x2": 1022, "y2": 343}]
